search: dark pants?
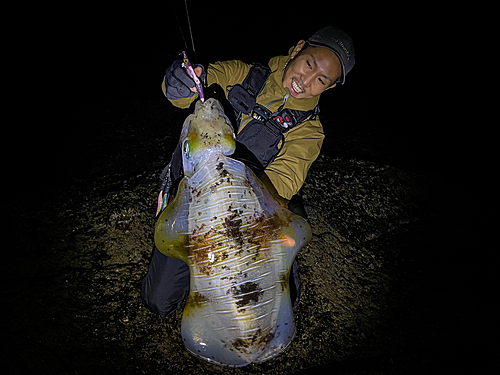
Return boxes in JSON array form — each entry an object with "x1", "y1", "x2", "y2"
[{"x1": 141, "y1": 246, "x2": 302, "y2": 318}]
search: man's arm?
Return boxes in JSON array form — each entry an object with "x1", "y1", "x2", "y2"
[
  {"x1": 162, "y1": 59, "x2": 251, "y2": 109},
  {"x1": 263, "y1": 118, "x2": 324, "y2": 201}
]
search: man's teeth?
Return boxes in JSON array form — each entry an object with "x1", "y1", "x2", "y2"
[{"x1": 292, "y1": 80, "x2": 303, "y2": 93}]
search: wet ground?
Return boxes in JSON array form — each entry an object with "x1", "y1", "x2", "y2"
[{"x1": 2, "y1": 88, "x2": 494, "y2": 373}]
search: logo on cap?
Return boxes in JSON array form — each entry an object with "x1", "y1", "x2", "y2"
[{"x1": 333, "y1": 38, "x2": 350, "y2": 60}]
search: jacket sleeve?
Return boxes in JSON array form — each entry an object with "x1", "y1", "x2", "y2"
[
  {"x1": 205, "y1": 60, "x2": 250, "y2": 95},
  {"x1": 163, "y1": 59, "x2": 250, "y2": 109},
  {"x1": 264, "y1": 117, "x2": 324, "y2": 200}
]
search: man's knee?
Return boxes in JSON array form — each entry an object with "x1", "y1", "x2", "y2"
[
  {"x1": 140, "y1": 247, "x2": 190, "y2": 318},
  {"x1": 141, "y1": 278, "x2": 188, "y2": 318}
]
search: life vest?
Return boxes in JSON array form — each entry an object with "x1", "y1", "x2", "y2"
[{"x1": 228, "y1": 63, "x2": 320, "y2": 171}]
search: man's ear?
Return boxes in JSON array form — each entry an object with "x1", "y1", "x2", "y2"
[
  {"x1": 325, "y1": 83, "x2": 337, "y2": 90},
  {"x1": 290, "y1": 40, "x2": 306, "y2": 59}
]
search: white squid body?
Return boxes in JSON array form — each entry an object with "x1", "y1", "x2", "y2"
[{"x1": 155, "y1": 99, "x2": 311, "y2": 367}]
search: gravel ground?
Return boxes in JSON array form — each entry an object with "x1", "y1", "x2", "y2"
[{"x1": 2, "y1": 89, "x2": 494, "y2": 373}]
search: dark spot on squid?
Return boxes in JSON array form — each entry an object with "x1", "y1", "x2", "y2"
[{"x1": 228, "y1": 281, "x2": 263, "y2": 308}]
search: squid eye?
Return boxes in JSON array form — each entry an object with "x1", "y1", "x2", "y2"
[{"x1": 183, "y1": 140, "x2": 191, "y2": 158}]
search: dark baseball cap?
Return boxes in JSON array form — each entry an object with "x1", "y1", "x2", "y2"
[{"x1": 307, "y1": 26, "x2": 355, "y2": 85}]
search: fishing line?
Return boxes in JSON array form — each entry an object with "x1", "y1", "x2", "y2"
[
  {"x1": 173, "y1": 1, "x2": 198, "y2": 61},
  {"x1": 184, "y1": 0, "x2": 198, "y2": 61},
  {"x1": 174, "y1": 7, "x2": 188, "y2": 51}
]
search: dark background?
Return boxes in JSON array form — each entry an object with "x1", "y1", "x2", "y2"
[
  {"x1": 13, "y1": 2, "x2": 470, "y2": 195},
  {"x1": 3, "y1": 3, "x2": 493, "y2": 373}
]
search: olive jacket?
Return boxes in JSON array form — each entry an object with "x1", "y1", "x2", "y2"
[{"x1": 162, "y1": 49, "x2": 324, "y2": 202}]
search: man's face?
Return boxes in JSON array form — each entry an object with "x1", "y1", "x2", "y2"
[{"x1": 282, "y1": 40, "x2": 342, "y2": 99}]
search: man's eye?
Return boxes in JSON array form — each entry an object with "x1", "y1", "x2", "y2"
[
  {"x1": 319, "y1": 78, "x2": 325, "y2": 85},
  {"x1": 306, "y1": 60, "x2": 312, "y2": 68}
]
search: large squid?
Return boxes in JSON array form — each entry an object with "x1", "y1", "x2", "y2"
[{"x1": 155, "y1": 98, "x2": 311, "y2": 367}]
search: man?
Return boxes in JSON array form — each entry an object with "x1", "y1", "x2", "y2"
[{"x1": 141, "y1": 26, "x2": 355, "y2": 318}]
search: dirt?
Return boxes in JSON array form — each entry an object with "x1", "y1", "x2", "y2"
[{"x1": 1, "y1": 89, "x2": 494, "y2": 374}]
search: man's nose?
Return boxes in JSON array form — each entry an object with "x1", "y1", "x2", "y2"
[{"x1": 302, "y1": 73, "x2": 313, "y2": 87}]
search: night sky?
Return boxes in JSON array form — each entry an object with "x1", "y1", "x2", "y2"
[{"x1": 14, "y1": 3, "x2": 475, "y2": 195}]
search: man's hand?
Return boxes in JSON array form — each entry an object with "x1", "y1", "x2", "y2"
[{"x1": 164, "y1": 60, "x2": 206, "y2": 101}]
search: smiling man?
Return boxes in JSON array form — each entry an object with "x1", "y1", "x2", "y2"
[
  {"x1": 141, "y1": 26, "x2": 355, "y2": 318},
  {"x1": 162, "y1": 26, "x2": 355, "y2": 209},
  {"x1": 283, "y1": 40, "x2": 343, "y2": 99}
]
